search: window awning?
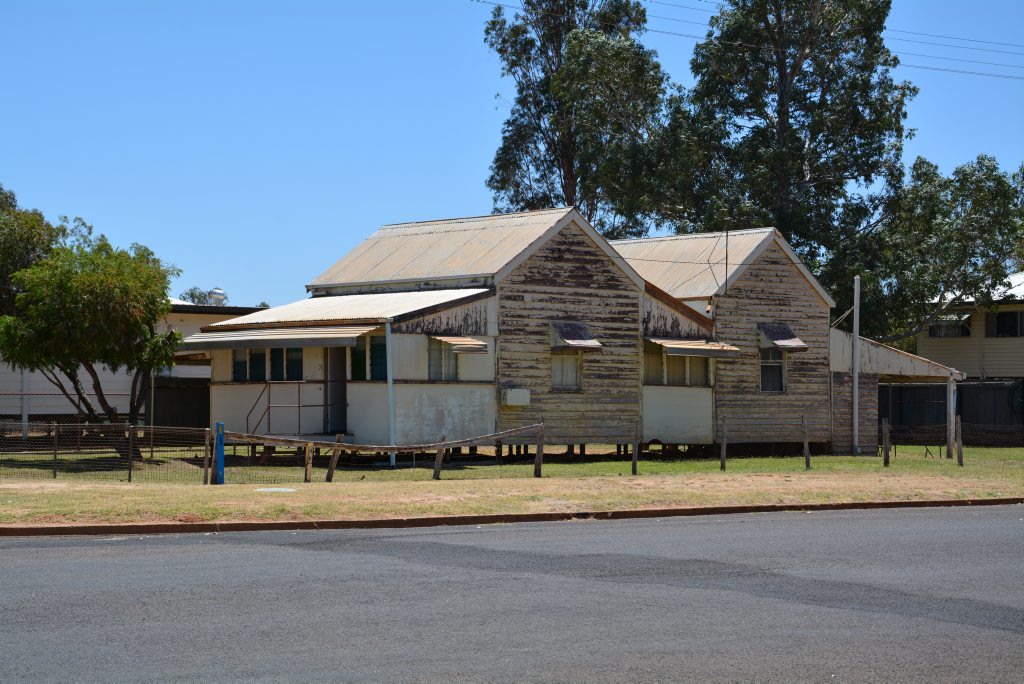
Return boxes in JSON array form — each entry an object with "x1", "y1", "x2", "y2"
[
  {"x1": 551, "y1": 321, "x2": 602, "y2": 351},
  {"x1": 647, "y1": 338, "x2": 742, "y2": 358},
  {"x1": 430, "y1": 335, "x2": 488, "y2": 354},
  {"x1": 180, "y1": 325, "x2": 379, "y2": 350},
  {"x1": 758, "y1": 322, "x2": 809, "y2": 352}
]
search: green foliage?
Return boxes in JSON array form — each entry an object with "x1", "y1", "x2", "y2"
[
  {"x1": 685, "y1": 0, "x2": 917, "y2": 257},
  {"x1": 0, "y1": 184, "x2": 67, "y2": 315},
  {"x1": 0, "y1": 226, "x2": 181, "y2": 423},
  {"x1": 826, "y1": 156, "x2": 1024, "y2": 339},
  {"x1": 485, "y1": 0, "x2": 667, "y2": 237}
]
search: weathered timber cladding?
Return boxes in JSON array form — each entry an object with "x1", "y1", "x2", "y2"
[
  {"x1": 642, "y1": 295, "x2": 709, "y2": 338},
  {"x1": 392, "y1": 297, "x2": 493, "y2": 336},
  {"x1": 497, "y1": 221, "x2": 641, "y2": 443},
  {"x1": 713, "y1": 242, "x2": 832, "y2": 443},
  {"x1": 831, "y1": 371, "x2": 879, "y2": 454}
]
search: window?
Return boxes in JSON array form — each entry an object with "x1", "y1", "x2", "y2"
[
  {"x1": 928, "y1": 314, "x2": 971, "y2": 338},
  {"x1": 352, "y1": 336, "x2": 367, "y2": 380},
  {"x1": 643, "y1": 340, "x2": 663, "y2": 385},
  {"x1": 552, "y1": 350, "x2": 581, "y2": 390},
  {"x1": 760, "y1": 349, "x2": 785, "y2": 392},
  {"x1": 351, "y1": 335, "x2": 388, "y2": 381},
  {"x1": 369, "y1": 336, "x2": 387, "y2": 380},
  {"x1": 986, "y1": 311, "x2": 1022, "y2": 337},
  {"x1": 667, "y1": 356, "x2": 709, "y2": 387},
  {"x1": 232, "y1": 349, "x2": 247, "y2": 382},
  {"x1": 688, "y1": 357, "x2": 709, "y2": 387},
  {"x1": 232, "y1": 347, "x2": 301, "y2": 383},
  {"x1": 644, "y1": 342, "x2": 712, "y2": 388},
  {"x1": 248, "y1": 349, "x2": 266, "y2": 382},
  {"x1": 666, "y1": 356, "x2": 687, "y2": 386},
  {"x1": 428, "y1": 338, "x2": 458, "y2": 381},
  {"x1": 286, "y1": 347, "x2": 303, "y2": 380},
  {"x1": 270, "y1": 348, "x2": 284, "y2": 381}
]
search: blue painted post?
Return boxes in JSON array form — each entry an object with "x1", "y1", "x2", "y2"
[{"x1": 214, "y1": 422, "x2": 225, "y2": 485}]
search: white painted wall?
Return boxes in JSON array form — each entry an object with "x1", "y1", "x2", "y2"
[
  {"x1": 642, "y1": 386, "x2": 714, "y2": 444},
  {"x1": 345, "y1": 381, "x2": 497, "y2": 445},
  {"x1": 392, "y1": 334, "x2": 428, "y2": 380}
]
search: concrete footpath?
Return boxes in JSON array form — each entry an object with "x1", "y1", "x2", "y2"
[{"x1": 1, "y1": 496, "x2": 1021, "y2": 536}]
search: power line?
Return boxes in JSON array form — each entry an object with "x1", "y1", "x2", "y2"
[
  {"x1": 896, "y1": 63, "x2": 1024, "y2": 81},
  {"x1": 883, "y1": 27, "x2": 1024, "y2": 50},
  {"x1": 474, "y1": 0, "x2": 1024, "y2": 82},
  {"x1": 639, "y1": 0, "x2": 1024, "y2": 57}
]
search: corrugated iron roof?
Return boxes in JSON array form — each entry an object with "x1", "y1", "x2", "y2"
[
  {"x1": 181, "y1": 326, "x2": 378, "y2": 350},
  {"x1": 207, "y1": 289, "x2": 490, "y2": 328},
  {"x1": 307, "y1": 207, "x2": 574, "y2": 289},
  {"x1": 612, "y1": 228, "x2": 775, "y2": 300},
  {"x1": 647, "y1": 338, "x2": 742, "y2": 358}
]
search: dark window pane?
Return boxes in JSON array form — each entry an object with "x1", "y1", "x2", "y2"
[
  {"x1": 370, "y1": 336, "x2": 387, "y2": 381},
  {"x1": 995, "y1": 311, "x2": 1021, "y2": 337},
  {"x1": 286, "y1": 348, "x2": 303, "y2": 380},
  {"x1": 761, "y1": 364, "x2": 783, "y2": 392},
  {"x1": 232, "y1": 349, "x2": 247, "y2": 382},
  {"x1": 352, "y1": 337, "x2": 367, "y2": 381},
  {"x1": 248, "y1": 349, "x2": 266, "y2": 383},
  {"x1": 270, "y1": 348, "x2": 284, "y2": 381}
]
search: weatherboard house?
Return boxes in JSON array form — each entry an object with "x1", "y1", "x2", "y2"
[{"x1": 182, "y1": 207, "x2": 959, "y2": 452}]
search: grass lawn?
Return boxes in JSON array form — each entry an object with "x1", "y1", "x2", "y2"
[{"x1": 1, "y1": 445, "x2": 1021, "y2": 526}]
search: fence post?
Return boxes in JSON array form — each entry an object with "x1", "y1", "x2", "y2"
[
  {"x1": 882, "y1": 419, "x2": 890, "y2": 467},
  {"x1": 533, "y1": 422, "x2": 545, "y2": 478},
  {"x1": 213, "y1": 422, "x2": 225, "y2": 485},
  {"x1": 719, "y1": 418, "x2": 727, "y2": 471},
  {"x1": 631, "y1": 421, "x2": 640, "y2": 476},
  {"x1": 326, "y1": 435, "x2": 342, "y2": 483},
  {"x1": 127, "y1": 423, "x2": 134, "y2": 483},
  {"x1": 956, "y1": 416, "x2": 964, "y2": 467},
  {"x1": 203, "y1": 428, "x2": 211, "y2": 485},
  {"x1": 432, "y1": 435, "x2": 447, "y2": 480},
  {"x1": 304, "y1": 442, "x2": 314, "y2": 483},
  {"x1": 52, "y1": 422, "x2": 58, "y2": 479},
  {"x1": 802, "y1": 415, "x2": 811, "y2": 470}
]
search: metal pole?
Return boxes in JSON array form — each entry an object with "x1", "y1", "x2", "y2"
[
  {"x1": 852, "y1": 275, "x2": 861, "y2": 455},
  {"x1": 946, "y1": 370, "x2": 957, "y2": 459},
  {"x1": 385, "y1": 319, "x2": 397, "y2": 467},
  {"x1": 21, "y1": 369, "x2": 29, "y2": 439},
  {"x1": 214, "y1": 421, "x2": 225, "y2": 484},
  {"x1": 127, "y1": 423, "x2": 134, "y2": 483}
]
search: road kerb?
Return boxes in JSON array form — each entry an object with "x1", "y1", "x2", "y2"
[{"x1": 1, "y1": 497, "x2": 1021, "y2": 537}]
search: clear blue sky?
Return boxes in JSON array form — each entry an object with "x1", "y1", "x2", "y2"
[{"x1": 4, "y1": 0, "x2": 1023, "y2": 307}]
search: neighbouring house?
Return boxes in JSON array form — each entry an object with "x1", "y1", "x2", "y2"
[
  {"x1": 182, "y1": 207, "x2": 720, "y2": 446},
  {"x1": 0, "y1": 300, "x2": 260, "y2": 427},
  {"x1": 906, "y1": 272, "x2": 1024, "y2": 429}
]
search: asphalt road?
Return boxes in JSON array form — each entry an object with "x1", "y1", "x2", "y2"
[{"x1": 2, "y1": 506, "x2": 1022, "y2": 682}]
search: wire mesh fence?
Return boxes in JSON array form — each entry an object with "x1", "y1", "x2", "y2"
[
  {"x1": 885, "y1": 422, "x2": 1024, "y2": 448},
  {"x1": 0, "y1": 422, "x2": 208, "y2": 483}
]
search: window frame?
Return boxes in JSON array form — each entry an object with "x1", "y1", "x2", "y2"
[
  {"x1": 928, "y1": 313, "x2": 972, "y2": 338},
  {"x1": 759, "y1": 348, "x2": 786, "y2": 393},
  {"x1": 428, "y1": 338, "x2": 459, "y2": 382},
  {"x1": 551, "y1": 349, "x2": 582, "y2": 391},
  {"x1": 987, "y1": 310, "x2": 1022, "y2": 338}
]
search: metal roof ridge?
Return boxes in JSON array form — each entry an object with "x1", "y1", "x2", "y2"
[
  {"x1": 379, "y1": 206, "x2": 572, "y2": 229},
  {"x1": 610, "y1": 227, "x2": 775, "y2": 244}
]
